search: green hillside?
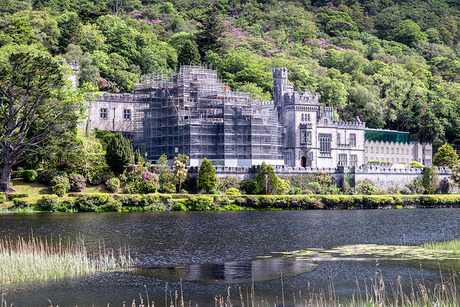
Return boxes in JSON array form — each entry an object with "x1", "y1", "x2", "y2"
[{"x1": 1, "y1": 0, "x2": 460, "y2": 148}]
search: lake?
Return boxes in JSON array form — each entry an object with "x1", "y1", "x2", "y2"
[{"x1": 1, "y1": 209, "x2": 459, "y2": 306}]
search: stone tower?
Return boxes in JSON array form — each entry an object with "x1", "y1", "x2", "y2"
[{"x1": 273, "y1": 67, "x2": 288, "y2": 107}]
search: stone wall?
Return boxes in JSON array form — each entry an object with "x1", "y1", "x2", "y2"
[{"x1": 187, "y1": 165, "x2": 456, "y2": 192}]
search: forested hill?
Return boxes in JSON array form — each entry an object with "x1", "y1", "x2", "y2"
[{"x1": 1, "y1": 0, "x2": 460, "y2": 148}]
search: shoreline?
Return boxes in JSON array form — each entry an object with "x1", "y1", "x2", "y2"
[{"x1": 2, "y1": 194, "x2": 460, "y2": 212}]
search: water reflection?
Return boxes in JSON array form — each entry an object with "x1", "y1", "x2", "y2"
[{"x1": 134, "y1": 257, "x2": 319, "y2": 284}]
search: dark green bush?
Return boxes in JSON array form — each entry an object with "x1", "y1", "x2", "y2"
[
  {"x1": 22, "y1": 170, "x2": 38, "y2": 182},
  {"x1": 0, "y1": 192, "x2": 5, "y2": 203},
  {"x1": 41, "y1": 196, "x2": 60, "y2": 211},
  {"x1": 7, "y1": 193, "x2": 29, "y2": 200},
  {"x1": 172, "y1": 202, "x2": 187, "y2": 211},
  {"x1": 99, "y1": 198, "x2": 122, "y2": 211}
]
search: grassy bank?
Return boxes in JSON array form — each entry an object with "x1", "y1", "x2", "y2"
[
  {"x1": 2, "y1": 193, "x2": 460, "y2": 213},
  {"x1": 0, "y1": 235, "x2": 132, "y2": 284}
]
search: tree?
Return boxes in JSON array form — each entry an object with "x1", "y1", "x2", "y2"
[
  {"x1": 422, "y1": 166, "x2": 438, "y2": 194},
  {"x1": 177, "y1": 40, "x2": 201, "y2": 65},
  {"x1": 392, "y1": 20, "x2": 427, "y2": 47},
  {"x1": 0, "y1": 46, "x2": 86, "y2": 192},
  {"x1": 197, "y1": 157, "x2": 217, "y2": 194},
  {"x1": 173, "y1": 155, "x2": 188, "y2": 193},
  {"x1": 255, "y1": 162, "x2": 287, "y2": 195},
  {"x1": 105, "y1": 133, "x2": 134, "y2": 175},
  {"x1": 195, "y1": 6, "x2": 225, "y2": 56},
  {"x1": 433, "y1": 143, "x2": 458, "y2": 168}
]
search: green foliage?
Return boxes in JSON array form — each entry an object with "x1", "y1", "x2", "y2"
[
  {"x1": 22, "y1": 170, "x2": 38, "y2": 183},
  {"x1": 173, "y1": 155, "x2": 188, "y2": 193},
  {"x1": 406, "y1": 179, "x2": 425, "y2": 194},
  {"x1": 52, "y1": 183, "x2": 67, "y2": 197},
  {"x1": 217, "y1": 176, "x2": 241, "y2": 192},
  {"x1": 225, "y1": 188, "x2": 241, "y2": 196},
  {"x1": 356, "y1": 179, "x2": 376, "y2": 195},
  {"x1": 392, "y1": 20, "x2": 427, "y2": 47},
  {"x1": 185, "y1": 195, "x2": 213, "y2": 211},
  {"x1": 410, "y1": 161, "x2": 424, "y2": 168},
  {"x1": 433, "y1": 143, "x2": 458, "y2": 168},
  {"x1": 177, "y1": 40, "x2": 200, "y2": 65},
  {"x1": 422, "y1": 167, "x2": 439, "y2": 194},
  {"x1": 0, "y1": 192, "x2": 5, "y2": 203},
  {"x1": 41, "y1": 196, "x2": 59, "y2": 211},
  {"x1": 105, "y1": 177, "x2": 120, "y2": 193},
  {"x1": 197, "y1": 158, "x2": 217, "y2": 194},
  {"x1": 105, "y1": 133, "x2": 134, "y2": 175}
]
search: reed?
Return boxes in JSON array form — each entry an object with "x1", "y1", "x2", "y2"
[
  {"x1": 422, "y1": 239, "x2": 460, "y2": 255},
  {"x1": 0, "y1": 235, "x2": 132, "y2": 285}
]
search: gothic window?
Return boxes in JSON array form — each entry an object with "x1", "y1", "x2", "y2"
[
  {"x1": 349, "y1": 134, "x2": 356, "y2": 147},
  {"x1": 337, "y1": 133, "x2": 341, "y2": 145},
  {"x1": 100, "y1": 108, "x2": 108, "y2": 120},
  {"x1": 319, "y1": 134, "x2": 331, "y2": 153},
  {"x1": 300, "y1": 130, "x2": 312, "y2": 145},
  {"x1": 301, "y1": 114, "x2": 304, "y2": 121},
  {"x1": 123, "y1": 109, "x2": 131, "y2": 121},
  {"x1": 386, "y1": 147, "x2": 389, "y2": 154},
  {"x1": 350, "y1": 154, "x2": 357, "y2": 166},
  {"x1": 376, "y1": 147, "x2": 379, "y2": 154},
  {"x1": 396, "y1": 148, "x2": 399, "y2": 154},
  {"x1": 338, "y1": 154, "x2": 347, "y2": 166},
  {"x1": 307, "y1": 114, "x2": 311, "y2": 121}
]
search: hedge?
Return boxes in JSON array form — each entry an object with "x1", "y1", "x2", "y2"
[{"x1": 2, "y1": 194, "x2": 460, "y2": 212}]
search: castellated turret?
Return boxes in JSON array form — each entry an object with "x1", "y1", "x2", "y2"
[{"x1": 273, "y1": 67, "x2": 288, "y2": 106}]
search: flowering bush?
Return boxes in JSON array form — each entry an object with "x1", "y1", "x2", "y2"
[
  {"x1": 123, "y1": 165, "x2": 159, "y2": 194},
  {"x1": 41, "y1": 196, "x2": 59, "y2": 211},
  {"x1": 68, "y1": 173, "x2": 86, "y2": 192},
  {"x1": 86, "y1": 167, "x2": 115, "y2": 185},
  {"x1": 50, "y1": 175, "x2": 70, "y2": 192},
  {"x1": 105, "y1": 177, "x2": 121, "y2": 193},
  {"x1": 38, "y1": 170, "x2": 65, "y2": 185}
]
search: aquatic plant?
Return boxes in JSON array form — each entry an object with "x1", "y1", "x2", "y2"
[{"x1": 0, "y1": 235, "x2": 132, "y2": 284}]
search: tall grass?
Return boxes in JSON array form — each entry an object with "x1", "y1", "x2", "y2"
[
  {"x1": 423, "y1": 239, "x2": 460, "y2": 256},
  {"x1": 0, "y1": 235, "x2": 132, "y2": 284}
]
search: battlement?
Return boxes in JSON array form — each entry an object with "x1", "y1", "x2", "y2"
[{"x1": 97, "y1": 92, "x2": 134, "y2": 103}]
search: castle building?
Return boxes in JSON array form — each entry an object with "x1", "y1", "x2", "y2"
[{"x1": 85, "y1": 65, "x2": 432, "y2": 168}]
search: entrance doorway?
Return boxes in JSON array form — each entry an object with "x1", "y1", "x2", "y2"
[{"x1": 301, "y1": 156, "x2": 307, "y2": 167}]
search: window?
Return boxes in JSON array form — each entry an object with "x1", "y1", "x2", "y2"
[
  {"x1": 337, "y1": 133, "x2": 341, "y2": 145},
  {"x1": 319, "y1": 134, "x2": 331, "y2": 153},
  {"x1": 307, "y1": 114, "x2": 311, "y2": 121},
  {"x1": 381, "y1": 147, "x2": 384, "y2": 154},
  {"x1": 300, "y1": 130, "x2": 311, "y2": 145},
  {"x1": 365, "y1": 146, "x2": 368, "y2": 153},
  {"x1": 391, "y1": 148, "x2": 394, "y2": 154},
  {"x1": 376, "y1": 147, "x2": 379, "y2": 154},
  {"x1": 301, "y1": 114, "x2": 304, "y2": 121},
  {"x1": 338, "y1": 154, "x2": 347, "y2": 166},
  {"x1": 386, "y1": 147, "x2": 389, "y2": 154},
  {"x1": 350, "y1": 154, "x2": 357, "y2": 166},
  {"x1": 370, "y1": 147, "x2": 374, "y2": 153},
  {"x1": 100, "y1": 108, "x2": 108, "y2": 120},
  {"x1": 123, "y1": 109, "x2": 131, "y2": 121},
  {"x1": 349, "y1": 134, "x2": 356, "y2": 147},
  {"x1": 406, "y1": 148, "x2": 409, "y2": 155},
  {"x1": 396, "y1": 148, "x2": 399, "y2": 154}
]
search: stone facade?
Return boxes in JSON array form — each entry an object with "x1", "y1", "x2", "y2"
[
  {"x1": 85, "y1": 66, "x2": 432, "y2": 169},
  {"x1": 365, "y1": 141, "x2": 432, "y2": 166},
  {"x1": 273, "y1": 67, "x2": 366, "y2": 168}
]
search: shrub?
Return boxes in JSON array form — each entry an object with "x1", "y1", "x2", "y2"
[
  {"x1": 52, "y1": 183, "x2": 67, "y2": 197},
  {"x1": 289, "y1": 187, "x2": 302, "y2": 195},
  {"x1": 0, "y1": 192, "x2": 5, "y2": 203},
  {"x1": 185, "y1": 196, "x2": 214, "y2": 211},
  {"x1": 50, "y1": 175, "x2": 70, "y2": 191},
  {"x1": 225, "y1": 188, "x2": 241, "y2": 195},
  {"x1": 123, "y1": 165, "x2": 160, "y2": 194},
  {"x1": 356, "y1": 179, "x2": 376, "y2": 195},
  {"x1": 105, "y1": 177, "x2": 120, "y2": 193},
  {"x1": 422, "y1": 167, "x2": 438, "y2": 194},
  {"x1": 7, "y1": 193, "x2": 29, "y2": 200},
  {"x1": 387, "y1": 186, "x2": 401, "y2": 194},
  {"x1": 241, "y1": 178, "x2": 257, "y2": 194},
  {"x1": 38, "y1": 170, "x2": 65, "y2": 185},
  {"x1": 22, "y1": 170, "x2": 38, "y2": 182},
  {"x1": 41, "y1": 196, "x2": 60, "y2": 211},
  {"x1": 409, "y1": 161, "x2": 424, "y2": 168},
  {"x1": 74, "y1": 195, "x2": 104, "y2": 212},
  {"x1": 11, "y1": 170, "x2": 22, "y2": 179},
  {"x1": 86, "y1": 167, "x2": 114, "y2": 185},
  {"x1": 68, "y1": 173, "x2": 86, "y2": 192},
  {"x1": 100, "y1": 198, "x2": 122, "y2": 212},
  {"x1": 13, "y1": 198, "x2": 29, "y2": 208},
  {"x1": 172, "y1": 202, "x2": 187, "y2": 211},
  {"x1": 279, "y1": 174, "x2": 314, "y2": 191},
  {"x1": 406, "y1": 178, "x2": 424, "y2": 194},
  {"x1": 306, "y1": 182, "x2": 321, "y2": 194}
]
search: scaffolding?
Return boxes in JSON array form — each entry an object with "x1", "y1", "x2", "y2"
[{"x1": 132, "y1": 65, "x2": 283, "y2": 163}]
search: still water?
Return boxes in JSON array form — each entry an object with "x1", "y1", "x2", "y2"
[{"x1": 1, "y1": 209, "x2": 459, "y2": 306}]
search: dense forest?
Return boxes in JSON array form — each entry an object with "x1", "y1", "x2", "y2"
[{"x1": 1, "y1": 0, "x2": 460, "y2": 149}]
